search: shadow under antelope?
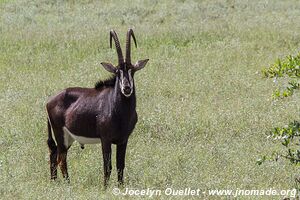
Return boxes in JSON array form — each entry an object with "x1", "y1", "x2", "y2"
[{"x1": 46, "y1": 29, "x2": 149, "y2": 187}]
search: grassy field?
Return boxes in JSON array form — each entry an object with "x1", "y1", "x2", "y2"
[{"x1": 1, "y1": 0, "x2": 300, "y2": 199}]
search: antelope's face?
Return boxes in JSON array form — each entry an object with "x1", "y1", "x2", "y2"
[
  {"x1": 100, "y1": 29, "x2": 149, "y2": 98},
  {"x1": 118, "y1": 66, "x2": 134, "y2": 97}
]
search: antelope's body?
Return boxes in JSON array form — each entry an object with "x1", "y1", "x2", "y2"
[{"x1": 46, "y1": 29, "x2": 148, "y2": 186}]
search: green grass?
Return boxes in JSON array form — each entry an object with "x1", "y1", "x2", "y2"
[{"x1": 1, "y1": 0, "x2": 300, "y2": 199}]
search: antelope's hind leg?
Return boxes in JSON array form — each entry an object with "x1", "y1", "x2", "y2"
[
  {"x1": 57, "y1": 149, "x2": 69, "y2": 182},
  {"x1": 47, "y1": 120, "x2": 58, "y2": 180},
  {"x1": 54, "y1": 127, "x2": 74, "y2": 182},
  {"x1": 48, "y1": 138, "x2": 58, "y2": 180}
]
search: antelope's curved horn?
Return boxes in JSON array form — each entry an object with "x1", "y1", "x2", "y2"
[
  {"x1": 110, "y1": 30, "x2": 124, "y2": 65},
  {"x1": 125, "y1": 28, "x2": 137, "y2": 65}
]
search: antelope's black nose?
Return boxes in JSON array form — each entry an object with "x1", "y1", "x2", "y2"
[{"x1": 124, "y1": 86, "x2": 131, "y2": 95}]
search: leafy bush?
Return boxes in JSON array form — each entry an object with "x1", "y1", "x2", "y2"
[
  {"x1": 259, "y1": 53, "x2": 300, "y2": 170},
  {"x1": 262, "y1": 54, "x2": 300, "y2": 78},
  {"x1": 262, "y1": 53, "x2": 300, "y2": 98},
  {"x1": 257, "y1": 121, "x2": 300, "y2": 165}
]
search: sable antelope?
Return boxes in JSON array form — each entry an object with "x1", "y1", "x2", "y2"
[{"x1": 46, "y1": 29, "x2": 149, "y2": 186}]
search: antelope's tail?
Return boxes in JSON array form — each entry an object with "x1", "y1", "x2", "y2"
[{"x1": 47, "y1": 119, "x2": 56, "y2": 151}]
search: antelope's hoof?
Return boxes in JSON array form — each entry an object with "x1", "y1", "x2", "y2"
[{"x1": 118, "y1": 181, "x2": 124, "y2": 188}]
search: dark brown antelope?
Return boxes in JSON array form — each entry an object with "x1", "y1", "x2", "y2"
[{"x1": 46, "y1": 29, "x2": 149, "y2": 187}]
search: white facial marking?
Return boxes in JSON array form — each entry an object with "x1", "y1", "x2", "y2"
[
  {"x1": 120, "y1": 69, "x2": 124, "y2": 80},
  {"x1": 128, "y1": 69, "x2": 133, "y2": 86},
  {"x1": 119, "y1": 70, "x2": 124, "y2": 91},
  {"x1": 63, "y1": 127, "x2": 101, "y2": 146}
]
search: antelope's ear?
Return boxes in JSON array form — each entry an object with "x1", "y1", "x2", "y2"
[
  {"x1": 101, "y1": 62, "x2": 117, "y2": 74},
  {"x1": 133, "y1": 59, "x2": 149, "y2": 72}
]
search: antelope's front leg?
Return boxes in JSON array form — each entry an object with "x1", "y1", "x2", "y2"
[
  {"x1": 101, "y1": 141, "x2": 112, "y2": 188},
  {"x1": 116, "y1": 141, "x2": 127, "y2": 185}
]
